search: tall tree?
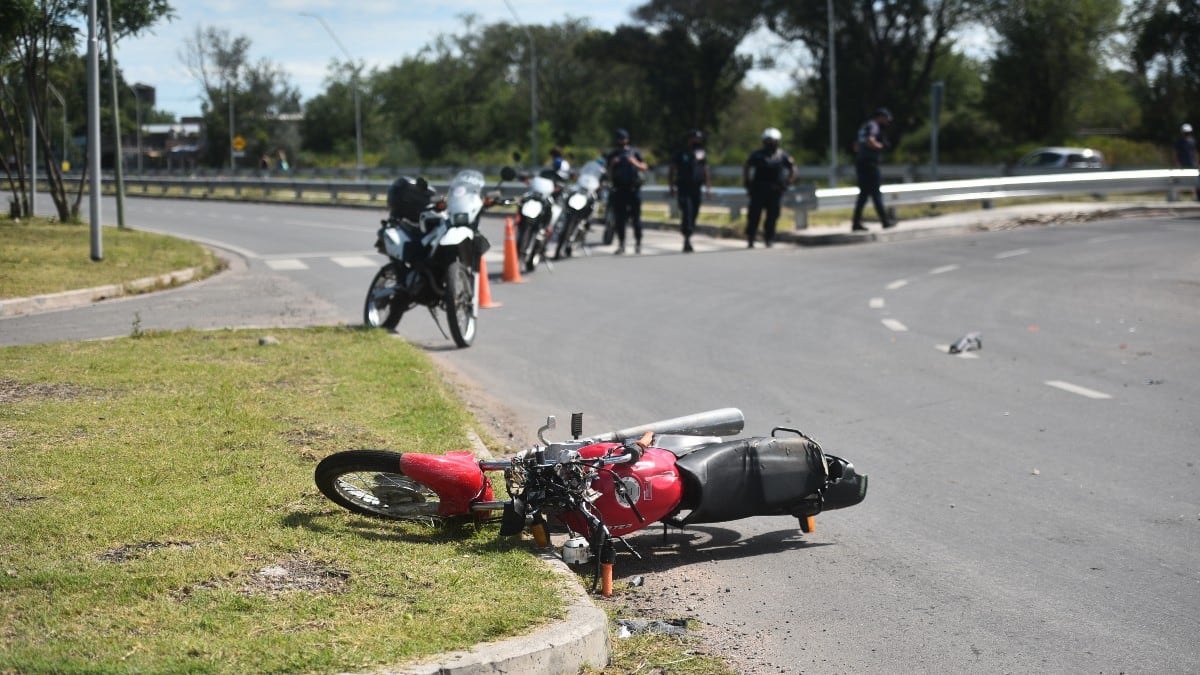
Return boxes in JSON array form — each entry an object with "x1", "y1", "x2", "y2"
[
  {"x1": 579, "y1": 0, "x2": 758, "y2": 154},
  {"x1": 179, "y1": 26, "x2": 300, "y2": 169},
  {"x1": 0, "y1": 0, "x2": 172, "y2": 222},
  {"x1": 981, "y1": 0, "x2": 1123, "y2": 144},
  {"x1": 763, "y1": 0, "x2": 980, "y2": 159},
  {"x1": 1128, "y1": 0, "x2": 1200, "y2": 140}
]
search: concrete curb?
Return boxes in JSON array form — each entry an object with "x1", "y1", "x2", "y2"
[
  {"x1": 385, "y1": 554, "x2": 610, "y2": 675},
  {"x1": 0, "y1": 266, "x2": 204, "y2": 318}
]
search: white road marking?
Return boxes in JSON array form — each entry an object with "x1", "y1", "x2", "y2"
[
  {"x1": 331, "y1": 256, "x2": 379, "y2": 268},
  {"x1": 869, "y1": 297, "x2": 885, "y2": 309},
  {"x1": 265, "y1": 259, "x2": 308, "y2": 271},
  {"x1": 881, "y1": 318, "x2": 908, "y2": 332},
  {"x1": 886, "y1": 279, "x2": 909, "y2": 290},
  {"x1": 995, "y1": 248, "x2": 1030, "y2": 259},
  {"x1": 930, "y1": 264, "x2": 960, "y2": 275},
  {"x1": 1045, "y1": 380, "x2": 1112, "y2": 399},
  {"x1": 934, "y1": 344, "x2": 979, "y2": 358}
]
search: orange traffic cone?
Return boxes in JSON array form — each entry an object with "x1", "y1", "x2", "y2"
[
  {"x1": 478, "y1": 256, "x2": 501, "y2": 308},
  {"x1": 502, "y1": 217, "x2": 525, "y2": 283}
]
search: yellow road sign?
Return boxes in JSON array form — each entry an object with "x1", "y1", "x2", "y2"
[{"x1": 232, "y1": 135, "x2": 246, "y2": 152}]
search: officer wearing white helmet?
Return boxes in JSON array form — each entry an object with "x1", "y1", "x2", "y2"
[
  {"x1": 1175, "y1": 123, "x2": 1197, "y2": 200},
  {"x1": 742, "y1": 127, "x2": 795, "y2": 248}
]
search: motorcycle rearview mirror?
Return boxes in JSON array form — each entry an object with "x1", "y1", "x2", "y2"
[{"x1": 537, "y1": 416, "x2": 556, "y2": 445}]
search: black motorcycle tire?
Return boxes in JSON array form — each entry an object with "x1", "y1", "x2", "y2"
[
  {"x1": 363, "y1": 265, "x2": 404, "y2": 330},
  {"x1": 555, "y1": 217, "x2": 577, "y2": 259},
  {"x1": 601, "y1": 208, "x2": 615, "y2": 246},
  {"x1": 443, "y1": 261, "x2": 477, "y2": 348},
  {"x1": 516, "y1": 219, "x2": 538, "y2": 274},
  {"x1": 314, "y1": 450, "x2": 444, "y2": 520}
]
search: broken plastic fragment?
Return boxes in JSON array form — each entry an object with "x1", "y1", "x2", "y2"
[{"x1": 949, "y1": 332, "x2": 982, "y2": 354}]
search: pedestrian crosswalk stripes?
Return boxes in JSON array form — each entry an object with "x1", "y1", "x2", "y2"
[{"x1": 260, "y1": 233, "x2": 747, "y2": 272}]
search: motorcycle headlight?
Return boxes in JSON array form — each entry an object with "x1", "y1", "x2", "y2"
[
  {"x1": 567, "y1": 193, "x2": 588, "y2": 210},
  {"x1": 520, "y1": 200, "x2": 544, "y2": 219}
]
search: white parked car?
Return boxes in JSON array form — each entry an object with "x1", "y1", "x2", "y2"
[{"x1": 1015, "y1": 147, "x2": 1106, "y2": 171}]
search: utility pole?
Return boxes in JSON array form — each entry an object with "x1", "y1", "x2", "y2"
[
  {"x1": 301, "y1": 13, "x2": 364, "y2": 177},
  {"x1": 88, "y1": 0, "x2": 102, "y2": 260},
  {"x1": 503, "y1": 0, "x2": 537, "y2": 168},
  {"x1": 827, "y1": 0, "x2": 838, "y2": 188}
]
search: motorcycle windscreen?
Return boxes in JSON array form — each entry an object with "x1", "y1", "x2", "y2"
[{"x1": 672, "y1": 436, "x2": 828, "y2": 525}]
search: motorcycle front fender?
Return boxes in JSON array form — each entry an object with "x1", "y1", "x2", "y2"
[
  {"x1": 398, "y1": 451, "x2": 493, "y2": 517},
  {"x1": 438, "y1": 226, "x2": 474, "y2": 248}
]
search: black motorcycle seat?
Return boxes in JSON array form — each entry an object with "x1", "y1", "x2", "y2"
[{"x1": 671, "y1": 436, "x2": 828, "y2": 525}]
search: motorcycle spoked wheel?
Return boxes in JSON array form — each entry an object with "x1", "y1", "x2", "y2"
[
  {"x1": 314, "y1": 450, "x2": 444, "y2": 520},
  {"x1": 363, "y1": 265, "x2": 406, "y2": 330},
  {"x1": 444, "y1": 261, "x2": 477, "y2": 348}
]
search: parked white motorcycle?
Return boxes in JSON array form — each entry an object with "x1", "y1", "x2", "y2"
[{"x1": 364, "y1": 168, "x2": 515, "y2": 348}]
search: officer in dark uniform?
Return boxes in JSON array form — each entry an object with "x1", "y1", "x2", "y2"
[
  {"x1": 605, "y1": 128, "x2": 649, "y2": 254},
  {"x1": 742, "y1": 127, "x2": 795, "y2": 248},
  {"x1": 668, "y1": 129, "x2": 712, "y2": 253},
  {"x1": 852, "y1": 107, "x2": 895, "y2": 231}
]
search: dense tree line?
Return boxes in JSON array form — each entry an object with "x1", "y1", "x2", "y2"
[{"x1": 4, "y1": 0, "x2": 1200, "y2": 217}]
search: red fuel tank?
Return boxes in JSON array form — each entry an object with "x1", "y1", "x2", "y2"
[{"x1": 569, "y1": 443, "x2": 684, "y2": 535}]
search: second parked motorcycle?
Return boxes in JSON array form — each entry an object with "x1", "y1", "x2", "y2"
[
  {"x1": 553, "y1": 161, "x2": 603, "y2": 259},
  {"x1": 514, "y1": 169, "x2": 566, "y2": 273}
]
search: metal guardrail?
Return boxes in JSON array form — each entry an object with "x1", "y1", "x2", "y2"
[{"x1": 63, "y1": 168, "x2": 1199, "y2": 229}]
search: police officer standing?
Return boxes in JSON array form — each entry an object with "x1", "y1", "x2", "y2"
[
  {"x1": 852, "y1": 107, "x2": 895, "y2": 231},
  {"x1": 668, "y1": 129, "x2": 711, "y2": 253},
  {"x1": 742, "y1": 128, "x2": 795, "y2": 248},
  {"x1": 606, "y1": 128, "x2": 649, "y2": 254},
  {"x1": 1174, "y1": 123, "x2": 1197, "y2": 201}
]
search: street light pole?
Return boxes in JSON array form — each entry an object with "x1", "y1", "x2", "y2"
[
  {"x1": 503, "y1": 0, "x2": 537, "y2": 168},
  {"x1": 827, "y1": 0, "x2": 838, "y2": 188},
  {"x1": 87, "y1": 0, "x2": 102, "y2": 260},
  {"x1": 301, "y1": 13, "x2": 364, "y2": 177},
  {"x1": 128, "y1": 84, "x2": 142, "y2": 174},
  {"x1": 228, "y1": 78, "x2": 235, "y2": 171}
]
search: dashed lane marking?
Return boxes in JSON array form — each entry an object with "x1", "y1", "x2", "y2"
[
  {"x1": 881, "y1": 318, "x2": 908, "y2": 332},
  {"x1": 930, "y1": 264, "x2": 960, "y2": 275},
  {"x1": 1045, "y1": 380, "x2": 1112, "y2": 400},
  {"x1": 886, "y1": 279, "x2": 909, "y2": 290},
  {"x1": 869, "y1": 297, "x2": 885, "y2": 309},
  {"x1": 995, "y1": 248, "x2": 1030, "y2": 259}
]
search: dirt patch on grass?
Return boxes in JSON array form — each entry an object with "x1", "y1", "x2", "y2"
[
  {"x1": 179, "y1": 554, "x2": 350, "y2": 599},
  {"x1": 98, "y1": 540, "x2": 198, "y2": 563},
  {"x1": 0, "y1": 378, "x2": 94, "y2": 404}
]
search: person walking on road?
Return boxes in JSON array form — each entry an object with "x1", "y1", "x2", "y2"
[
  {"x1": 852, "y1": 107, "x2": 894, "y2": 231},
  {"x1": 606, "y1": 128, "x2": 649, "y2": 254},
  {"x1": 742, "y1": 127, "x2": 795, "y2": 248},
  {"x1": 1175, "y1": 123, "x2": 1197, "y2": 201},
  {"x1": 669, "y1": 129, "x2": 711, "y2": 253}
]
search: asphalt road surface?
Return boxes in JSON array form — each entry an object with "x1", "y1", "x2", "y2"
[{"x1": 4, "y1": 196, "x2": 1198, "y2": 673}]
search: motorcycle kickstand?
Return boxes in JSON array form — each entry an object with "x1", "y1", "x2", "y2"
[{"x1": 427, "y1": 307, "x2": 451, "y2": 341}]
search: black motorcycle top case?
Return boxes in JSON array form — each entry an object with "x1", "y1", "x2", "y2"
[{"x1": 672, "y1": 436, "x2": 826, "y2": 524}]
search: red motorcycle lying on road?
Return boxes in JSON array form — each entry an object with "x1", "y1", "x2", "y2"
[{"x1": 314, "y1": 408, "x2": 867, "y2": 594}]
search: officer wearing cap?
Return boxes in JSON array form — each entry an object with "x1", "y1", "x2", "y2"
[
  {"x1": 668, "y1": 129, "x2": 712, "y2": 253},
  {"x1": 742, "y1": 127, "x2": 795, "y2": 248},
  {"x1": 606, "y1": 128, "x2": 649, "y2": 254},
  {"x1": 852, "y1": 107, "x2": 895, "y2": 231}
]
